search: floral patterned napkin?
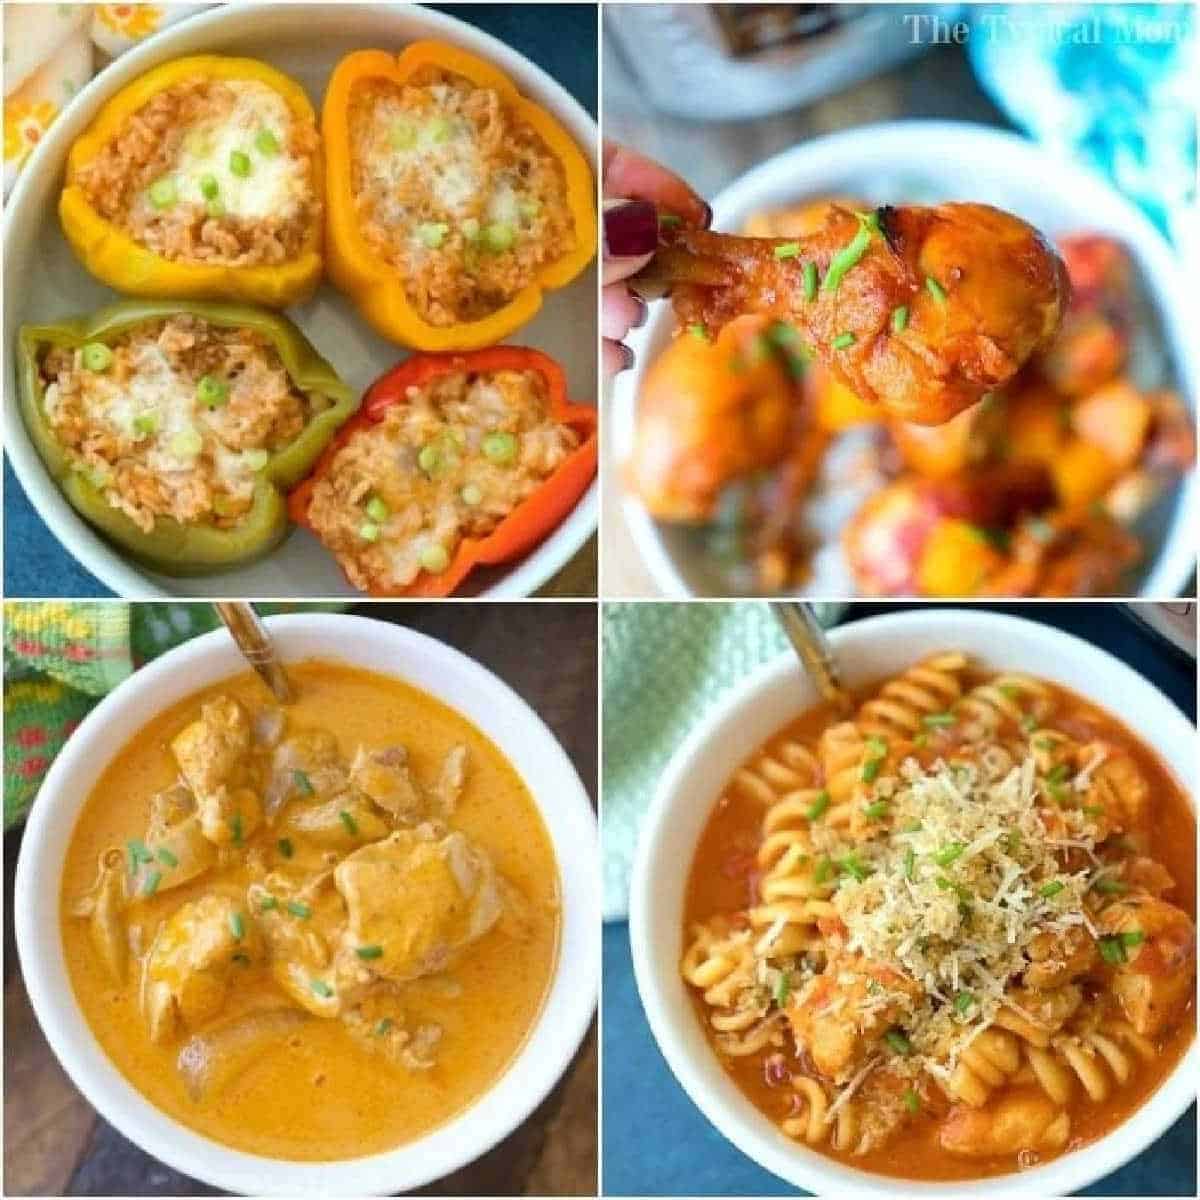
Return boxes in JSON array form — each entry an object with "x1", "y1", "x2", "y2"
[{"x1": 4, "y1": 3, "x2": 210, "y2": 196}]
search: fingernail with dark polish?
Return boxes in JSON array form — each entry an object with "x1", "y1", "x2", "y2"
[
  {"x1": 631, "y1": 296, "x2": 649, "y2": 329},
  {"x1": 617, "y1": 343, "x2": 635, "y2": 373},
  {"x1": 698, "y1": 202, "x2": 713, "y2": 229},
  {"x1": 604, "y1": 200, "x2": 658, "y2": 257}
]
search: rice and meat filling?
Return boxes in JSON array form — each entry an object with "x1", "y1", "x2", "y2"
[
  {"x1": 75, "y1": 77, "x2": 319, "y2": 267},
  {"x1": 39, "y1": 315, "x2": 315, "y2": 532},
  {"x1": 349, "y1": 69, "x2": 575, "y2": 326},
  {"x1": 305, "y1": 368, "x2": 579, "y2": 590}
]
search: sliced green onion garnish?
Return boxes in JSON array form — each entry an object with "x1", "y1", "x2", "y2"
[
  {"x1": 142, "y1": 869, "x2": 162, "y2": 897},
  {"x1": 904, "y1": 847, "x2": 916, "y2": 882},
  {"x1": 884, "y1": 1028, "x2": 912, "y2": 1055},
  {"x1": 954, "y1": 991, "x2": 974, "y2": 1014},
  {"x1": 156, "y1": 847, "x2": 178, "y2": 868},
  {"x1": 658, "y1": 212, "x2": 682, "y2": 228},
  {"x1": 1092, "y1": 877, "x2": 1128, "y2": 895},
  {"x1": 365, "y1": 495, "x2": 390, "y2": 523},
  {"x1": 903, "y1": 1088, "x2": 920, "y2": 1114},
  {"x1": 292, "y1": 770, "x2": 314, "y2": 797},
  {"x1": 773, "y1": 242, "x2": 800, "y2": 260},
  {"x1": 831, "y1": 332, "x2": 856, "y2": 350},
  {"x1": 277, "y1": 838, "x2": 294, "y2": 859},
  {"x1": 197, "y1": 374, "x2": 229, "y2": 408},
  {"x1": 862, "y1": 758, "x2": 882, "y2": 783},
  {"x1": 862, "y1": 799, "x2": 889, "y2": 821},
  {"x1": 81, "y1": 342, "x2": 113, "y2": 372},
  {"x1": 922, "y1": 712, "x2": 956, "y2": 728},
  {"x1": 822, "y1": 216, "x2": 874, "y2": 292},
  {"x1": 460, "y1": 483, "x2": 483, "y2": 506},
  {"x1": 309, "y1": 978, "x2": 333, "y2": 998},
  {"x1": 359, "y1": 522, "x2": 381, "y2": 542},
  {"x1": 801, "y1": 261, "x2": 817, "y2": 302},
  {"x1": 1021, "y1": 714, "x2": 1039, "y2": 732},
  {"x1": 199, "y1": 173, "x2": 219, "y2": 200},
  {"x1": 482, "y1": 221, "x2": 515, "y2": 252},
  {"x1": 934, "y1": 843, "x2": 966, "y2": 867},
  {"x1": 925, "y1": 275, "x2": 947, "y2": 304},
  {"x1": 255, "y1": 128, "x2": 280, "y2": 156},
  {"x1": 229, "y1": 911, "x2": 245, "y2": 940},
  {"x1": 127, "y1": 839, "x2": 153, "y2": 869},
  {"x1": 482, "y1": 431, "x2": 518, "y2": 464},
  {"x1": 229, "y1": 150, "x2": 251, "y2": 177},
  {"x1": 259, "y1": 894, "x2": 278, "y2": 911},
  {"x1": 1098, "y1": 935, "x2": 1126, "y2": 965},
  {"x1": 339, "y1": 809, "x2": 359, "y2": 836},
  {"x1": 133, "y1": 412, "x2": 160, "y2": 437},
  {"x1": 688, "y1": 323, "x2": 710, "y2": 342},
  {"x1": 891, "y1": 305, "x2": 909, "y2": 333},
  {"x1": 806, "y1": 791, "x2": 831, "y2": 821},
  {"x1": 287, "y1": 900, "x2": 312, "y2": 919},
  {"x1": 356, "y1": 945, "x2": 384, "y2": 961},
  {"x1": 814, "y1": 857, "x2": 834, "y2": 885},
  {"x1": 417, "y1": 222, "x2": 449, "y2": 249},
  {"x1": 417, "y1": 443, "x2": 441, "y2": 474},
  {"x1": 230, "y1": 813, "x2": 243, "y2": 845},
  {"x1": 838, "y1": 853, "x2": 871, "y2": 883},
  {"x1": 773, "y1": 972, "x2": 791, "y2": 1005},
  {"x1": 149, "y1": 177, "x2": 177, "y2": 209},
  {"x1": 375, "y1": 1018, "x2": 393, "y2": 1036},
  {"x1": 1046, "y1": 764, "x2": 1071, "y2": 784},
  {"x1": 1039, "y1": 880, "x2": 1065, "y2": 898},
  {"x1": 1120, "y1": 930, "x2": 1145, "y2": 947}
]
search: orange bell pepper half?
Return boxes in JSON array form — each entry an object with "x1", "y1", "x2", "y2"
[{"x1": 288, "y1": 347, "x2": 597, "y2": 597}]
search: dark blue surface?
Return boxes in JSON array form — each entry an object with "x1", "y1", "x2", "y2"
[
  {"x1": 3, "y1": 3, "x2": 596, "y2": 598},
  {"x1": 603, "y1": 602, "x2": 1197, "y2": 1197}
]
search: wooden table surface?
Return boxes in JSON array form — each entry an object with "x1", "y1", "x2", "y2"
[{"x1": 4, "y1": 602, "x2": 598, "y2": 1196}]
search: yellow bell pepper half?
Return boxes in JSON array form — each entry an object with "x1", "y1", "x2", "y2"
[
  {"x1": 322, "y1": 42, "x2": 597, "y2": 351},
  {"x1": 59, "y1": 55, "x2": 323, "y2": 308}
]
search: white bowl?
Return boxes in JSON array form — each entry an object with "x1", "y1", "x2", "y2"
[
  {"x1": 630, "y1": 607, "x2": 1196, "y2": 1196},
  {"x1": 3, "y1": 2, "x2": 598, "y2": 598},
  {"x1": 611, "y1": 121, "x2": 1199, "y2": 598},
  {"x1": 15, "y1": 613, "x2": 599, "y2": 1195}
]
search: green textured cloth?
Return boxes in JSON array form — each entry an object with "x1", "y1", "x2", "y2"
[
  {"x1": 602, "y1": 601, "x2": 843, "y2": 920},
  {"x1": 4, "y1": 602, "x2": 340, "y2": 829}
]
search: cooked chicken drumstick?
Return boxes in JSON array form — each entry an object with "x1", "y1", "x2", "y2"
[{"x1": 633, "y1": 202, "x2": 1070, "y2": 426}]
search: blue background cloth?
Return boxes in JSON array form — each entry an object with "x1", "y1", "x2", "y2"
[
  {"x1": 603, "y1": 602, "x2": 1197, "y2": 1197},
  {"x1": 3, "y1": 3, "x2": 596, "y2": 598}
]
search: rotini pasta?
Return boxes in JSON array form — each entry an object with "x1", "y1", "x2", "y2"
[{"x1": 681, "y1": 652, "x2": 1196, "y2": 1181}]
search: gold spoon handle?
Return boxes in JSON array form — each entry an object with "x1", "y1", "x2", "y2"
[
  {"x1": 214, "y1": 603, "x2": 294, "y2": 704},
  {"x1": 769, "y1": 602, "x2": 852, "y2": 716}
]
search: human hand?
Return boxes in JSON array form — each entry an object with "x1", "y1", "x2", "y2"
[{"x1": 602, "y1": 140, "x2": 709, "y2": 379}]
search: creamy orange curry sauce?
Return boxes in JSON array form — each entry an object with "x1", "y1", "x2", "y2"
[{"x1": 61, "y1": 660, "x2": 559, "y2": 1160}]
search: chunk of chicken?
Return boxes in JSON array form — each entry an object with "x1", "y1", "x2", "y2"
[
  {"x1": 940, "y1": 1091, "x2": 1070, "y2": 1158},
  {"x1": 1079, "y1": 745, "x2": 1149, "y2": 833},
  {"x1": 333, "y1": 827, "x2": 502, "y2": 987},
  {"x1": 139, "y1": 783, "x2": 216, "y2": 891},
  {"x1": 786, "y1": 955, "x2": 923, "y2": 1082},
  {"x1": 282, "y1": 795, "x2": 390, "y2": 847},
  {"x1": 1098, "y1": 893, "x2": 1196, "y2": 1036},
  {"x1": 350, "y1": 746, "x2": 423, "y2": 820},
  {"x1": 171, "y1": 697, "x2": 252, "y2": 800},
  {"x1": 639, "y1": 203, "x2": 1069, "y2": 425},
  {"x1": 1024, "y1": 928, "x2": 1097, "y2": 991},
  {"x1": 142, "y1": 894, "x2": 263, "y2": 1043},
  {"x1": 70, "y1": 849, "x2": 129, "y2": 984}
]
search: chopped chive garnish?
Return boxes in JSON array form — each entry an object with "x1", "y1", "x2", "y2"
[
  {"x1": 822, "y1": 215, "x2": 875, "y2": 292},
  {"x1": 292, "y1": 770, "x2": 314, "y2": 797},
  {"x1": 814, "y1": 857, "x2": 834, "y2": 885},
  {"x1": 913, "y1": 732, "x2": 929, "y2": 749},
  {"x1": 1005, "y1": 830, "x2": 1022, "y2": 853},
  {"x1": 1046, "y1": 764, "x2": 1070, "y2": 784},
  {"x1": 773, "y1": 972, "x2": 791, "y2": 1005},
  {"x1": 1092, "y1": 878, "x2": 1128, "y2": 895},
  {"x1": 259, "y1": 894, "x2": 279, "y2": 911},
  {"x1": 884, "y1": 1028, "x2": 912, "y2": 1055},
  {"x1": 891, "y1": 305, "x2": 909, "y2": 333},
  {"x1": 156, "y1": 847, "x2": 178, "y2": 868},
  {"x1": 375, "y1": 1018, "x2": 393, "y2": 1036},
  {"x1": 142, "y1": 869, "x2": 161, "y2": 897},
  {"x1": 862, "y1": 800, "x2": 889, "y2": 821},
  {"x1": 904, "y1": 847, "x2": 916, "y2": 882},
  {"x1": 230, "y1": 813, "x2": 243, "y2": 845},
  {"x1": 806, "y1": 790, "x2": 831, "y2": 821},
  {"x1": 838, "y1": 853, "x2": 871, "y2": 883},
  {"x1": 934, "y1": 843, "x2": 966, "y2": 867},
  {"x1": 688, "y1": 323, "x2": 710, "y2": 342},
  {"x1": 802, "y1": 261, "x2": 817, "y2": 302},
  {"x1": 1120, "y1": 930, "x2": 1145, "y2": 948},
  {"x1": 229, "y1": 149, "x2": 251, "y2": 177},
  {"x1": 1098, "y1": 935, "x2": 1126, "y2": 965},
  {"x1": 861, "y1": 758, "x2": 882, "y2": 783},
  {"x1": 954, "y1": 991, "x2": 974, "y2": 1014},
  {"x1": 339, "y1": 810, "x2": 359, "y2": 836},
  {"x1": 922, "y1": 712, "x2": 956, "y2": 728},
  {"x1": 277, "y1": 837, "x2": 294, "y2": 859},
  {"x1": 286, "y1": 900, "x2": 311, "y2": 919},
  {"x1": 356, "y1": 945, "x2": 384, "y2": 960},
  {"x1": 903, "y1": 1088, "x2": 920, "y2": 1114},
  {"x1": 925, "y1": 276, "x2": 947, "y2": 304},
  {"x1": 831, "y1": 332, "x2": 856, "y2": 350},
  {"x1": 127, "y1": 839, "x2": 153, "y2": 871},
  {"x1": 229, "y1": 911, "x2": 245, "y2": 940},
  {"x1": 1021, "y1": 714, "x2": 1039, "y2": 733},
  {"x1": 935, "y1": 876, "x2": 954, "y2": 891},
  {"x1": 310, "y1": 979, "x2": 333, "y2": 998},
  {"x1": 1039, "y1": 880, "x2": 1065, "y2": 898},
  {"x1": 866, "y1": 737, "x2": 888, "y2": 757},
  {"x1": 82, "y1": 342, "x2": 113, "y2": 372},
  {"x1": 774, "y1": 241, "x2": 801, "y2": 260},
  {"x1": 255, "y1": 127, "x2": 280, "y2": 156},
  {"x1": 658, "y1": 212, "x2": 682, "y2": 228}
]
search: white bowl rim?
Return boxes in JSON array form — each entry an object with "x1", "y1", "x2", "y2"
[
  {"x1": 630, "y1": 607, "x2": 1197, "y2": 1197},
  {"x1": 2, "y1": 0, "x2": 598, "y2": 600},
  {"x1": 15, "y1": 612, "x2": 599, "y2": 1195},
  {"x1": 613, "y1": 118, "x2": 1200, "y2": 600}
]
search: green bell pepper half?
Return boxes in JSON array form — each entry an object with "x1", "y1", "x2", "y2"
[{"x1": 16, "y1": 298, "x2": 357, "y2": 575}]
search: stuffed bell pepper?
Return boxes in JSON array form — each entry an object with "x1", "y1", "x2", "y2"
[
  {"x1": 17, "y1": 299, "x2": 356, "y2": 574},
  {"x1": 60, "y1": 55, "x2": 324, "y2": 307},
  {"x1": 322, "y1": 42, "x2": 596, "y2": 350},
  {"x1": 288, "y1": 347, "x2": 597, "y2": 596}
]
